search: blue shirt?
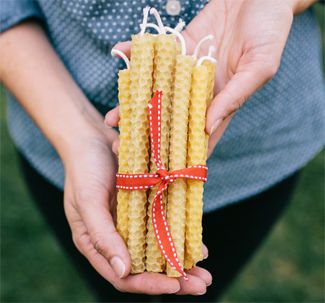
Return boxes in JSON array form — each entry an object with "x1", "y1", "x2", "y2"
[{"x1": 1, "y1": 0, "x2": 324, "y2": 212}]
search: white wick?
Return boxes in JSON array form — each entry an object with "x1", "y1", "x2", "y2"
[
  {"x1": 140, "y1": 22, "x2": 163, "y2": 34},
  {"x1": 111, "y1": 48, "x2": 130, "y2": 69},
  {"x1": 208, "y1": 45, "x2": 216, "y2": 57},
  {"x1": 175, "y1": 19, "x2": 185, "y2": 32},
  {"x1": 150, "y1": 8, "x2": 166, "y2": 34},
  {"x1": 193, "y1": 34, "x2": 214, "y2": 59},
  {"x1": 165, "y1": 26, "x2": 186, "y2": 56},
  {"x1": 140, "y1": 6, "x2": 150, "y2": 35},
  {"x1": 196, "y1": 45, "x2": 218, "y2": 67}
]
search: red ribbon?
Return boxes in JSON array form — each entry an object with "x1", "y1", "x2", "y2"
[{"x1": 116, "y1": 90, "x2": 208, "y2": 278}]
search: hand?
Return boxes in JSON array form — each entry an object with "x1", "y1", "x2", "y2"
[
  {"x1": 181, "y1": 0, "x2": 300, "y2": 156},
  {"x1": 112, "y1": 0, "x2": 304, "y2": 157},
  {"x1": 1, "y1": 18, "x2": 213, "y2": 295},
  {"x1": 63, "y1": 125, "x2": 211, "y2": 295}
]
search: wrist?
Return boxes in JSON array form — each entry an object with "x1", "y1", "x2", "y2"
[{"x1": 51, "y1": 99, "x2": 116, "y2": 165}]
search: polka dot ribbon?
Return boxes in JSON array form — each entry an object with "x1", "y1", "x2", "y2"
[{"x1": 116, "y1": 90, "x2": 208, "y2": 279}]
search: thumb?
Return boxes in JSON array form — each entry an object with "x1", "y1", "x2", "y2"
[
  {"x1": 77, "y1": 191, "x2": 131, "y2": 278},
  {"x1": 105, "y1": 106, "x2": 119, "y2": 128},
  {"x1": 206, "y1": 61, "x2": 277, "y2": 135},
  {"x1": 114, "y1": 41, "x2": 131, "y2": 58}
]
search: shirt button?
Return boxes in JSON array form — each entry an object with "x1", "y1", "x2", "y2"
[{"x1": 166, "y1": 0, "x2": 181, "y2": 16}]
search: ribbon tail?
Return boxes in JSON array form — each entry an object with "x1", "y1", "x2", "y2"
[{"x1": 151, "y1": 182, "x2": 187, "y2": 279}]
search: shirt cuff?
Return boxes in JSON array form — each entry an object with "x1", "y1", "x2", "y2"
[{"x1": 0, "y1": 0, "x2": 44, "y2": 33}]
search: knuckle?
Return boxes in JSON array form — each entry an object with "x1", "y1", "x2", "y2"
[
  {"x1": 75, "y1": 189, "x2": 92, "y2": 206},
  {"x1": 135, "y1": 275, "x2": 155, "y2": 294},
  {"x1": 222, "y1": 88, "x2": 248, "y2": 119},
  {"x1": 93, "y1": 234, "x2": 112, "y2": 257},
  {"x1": 72, "y1": 232, "x2": 90, "y2": 256},
  {"x1": 72, "y1": 234, "x2": 82, "y2": 251},
  {"x1": 93, "y1": 238, "x2": 107, "y2": 255},
  {"x1": 222, "y1": 90, "x2": 238, "y2": 116},
  {"x1": 260, "y1": 61, "x2": 279, "y2": 81},
  {"x1": 113, "y1": 282, "x2": 127, "y2": 293},
  {"x1": 225, "y1": 98, "x2": 243, "y2": 117}
]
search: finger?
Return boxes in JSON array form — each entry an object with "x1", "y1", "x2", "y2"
[
  {"x1": 76, "y1": 190, "x2": 131, "y2": 278},
  {"x1": 181, "y1": 7, "x2": 214, "y2": 56},
  {"x1": 121, "y1": 272, "x2": 180, "y2": 295},
  {"x1": 75, "y1": 233, "x2": 180, "y2": 294},
  {"x1": 187, "y1": 266, "x2": 212, "y2": 287},
  {"x1": 206, "y1": 62, "x2": 277, "y2": 135},
  {"x1": 105, "y1": 106, "x2": 119, "y2": 128},
  {"x1": 181, "y1": 0, "x2": 221, "y2": 57},
  {"x1": 114, "y1": 41, "x2": 131, "y2": 58},
  {"x1": 73, "y1": 230, "x2": 118, "y2": 283},
  {"x1": 202, "y1": 243, "x2": 209, "y2": 259},
  {"x1": 176, "y1": 274, "x2": 207, "y2": 296},
  {"x1": 112, "y1": 138, "x2": 120, "y2": 156},
  {"x1": 207, "y1": 115, "x2": 233, "y2": 158},
  {"x1": 181, "y1": 30, "x2": 199, "y2": 57}
]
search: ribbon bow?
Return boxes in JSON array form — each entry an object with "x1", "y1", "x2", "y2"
[{"x1": 116, "y1": 90, "x2": 208, "y2": 278}]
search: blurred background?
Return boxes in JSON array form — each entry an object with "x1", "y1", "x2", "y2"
[{"x1": 1, "y1": 4, "x2": 324, "y2": 303}]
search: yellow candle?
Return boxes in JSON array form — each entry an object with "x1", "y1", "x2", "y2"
[
  {"x1": 203, "y1": 60, "x2": 216, "y2": 154},
  {"x1": 127, "y1": 33, "x2": 155, "y2": 273},
  {"x1": 116, "y1": 69, "x2": 131, "y2": 244},
  {"x1": 146, "y1": 34, "x2": 178, "y2": 273},
  {"x1": 166, "y1": 55, "x2": 194, "y2": 277},
  {"x1": 184, "y1": 65, "x2": 209, "y2": 269}
]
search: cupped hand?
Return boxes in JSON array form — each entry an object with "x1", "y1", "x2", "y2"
[
  {"x1": 111, "y1": 0, "x2": 296, "y2": 157},
  {"x1": 63, "y1": 125, "x2": 211, "y2": 295},
  {"x1": 182, "y1": 0, "x2": 295, "y2": 156}
]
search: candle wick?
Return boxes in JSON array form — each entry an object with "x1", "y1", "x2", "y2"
[
  {"x1": 150, "y1": 8, "x2": 166, "y2": 34},
  {"x1": 193, "y1": 34, "x2": 214, "y2": 59},
  {"x1": 140, "y1": 23, "x2": 163, "y2": 34},
  {"x1": 111, "y1": 48, "x2": 130, "y2": 69},
  {"x1": 196, "y1": 45, "x2": 218, "y2": 67},
  {"x1": 175, "y1": 19, "x2": 185, "y2": 32},
  {"x1": 165, "y1": 26, "x2": 186, "y2": 56},
  {"x1": 208, "y1": 45, "x2": 216, "y2": 57},
  {"x1": 140, "y1": 6, "x2": 151, "y2": 35}
]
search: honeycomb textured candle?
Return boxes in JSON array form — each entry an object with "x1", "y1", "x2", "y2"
[
  {"x1": 166, "y1": 55, "x2": 194, "y2": 277},
  {"x1": 184, "y1": 65, "x2": 209, "y2": 269},
  {"x1": 128, "y1": 33, "x2": 155, "y2": 273},
  {"x1": 203, "y1": 60, "x2": 216, "y2": 154},
  {"x1": 146, "y1": 34, "x2": 178, "y2": 272},
  {"x1": 116, "y1": 69, "x2": 131, "y2": 244}
]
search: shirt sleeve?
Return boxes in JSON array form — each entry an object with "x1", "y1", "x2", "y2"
[{"x1": 0, "y1": 0, "x2": 44, "y2": 33}]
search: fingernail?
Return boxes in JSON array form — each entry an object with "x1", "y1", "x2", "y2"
[
  {"x1": 110, "y1": 256, "x2": 125, "y2": 278},
  {"x1": 209, "y1": 119, "x2": 222, "y2": 135},
  {"x1": 104, "y1": 113, "x2": 110, "y2": 124},
  {"x1": 202, "y1": 244, "x2": 209, "y2": 259}
]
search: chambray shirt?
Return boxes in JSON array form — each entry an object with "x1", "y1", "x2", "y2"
[{"x1": 1, "y1": 0, "x2": 324, "y2": 212}]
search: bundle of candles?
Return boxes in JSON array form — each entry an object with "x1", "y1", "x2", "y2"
[{"x1": 112, "y1": 7, "x2": 217, "y2": 278}]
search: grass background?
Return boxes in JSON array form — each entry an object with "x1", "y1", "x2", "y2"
[{"x1": 1, "y1": 5, "x2": 324, "y2": 303}]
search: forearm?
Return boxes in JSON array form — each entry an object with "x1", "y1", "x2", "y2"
[{"x1": 0, "y1": 21, "x2": 112, "y2": 162}]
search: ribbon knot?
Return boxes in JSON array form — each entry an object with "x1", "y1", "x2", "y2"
[
  {"x1": 157, "y1": 169, "x2": 170, "y2": 182},
  {"x1": 116, "y1": 90, "x2": 208, "y2": 279}
]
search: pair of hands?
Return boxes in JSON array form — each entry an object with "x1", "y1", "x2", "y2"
[{"x1": 64, "y1": 0, "x2": 297, "y2": 295}]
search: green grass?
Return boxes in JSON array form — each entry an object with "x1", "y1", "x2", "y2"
[
  {"x1": 223, "y1": 151, "x2": 324, "y2": 302},
  {"x1": 0, "y1": 87, "x2": 94, "y2": 301},
  {"x1": 1, "y1": 5, "x2": 324, "y2": 303}
]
